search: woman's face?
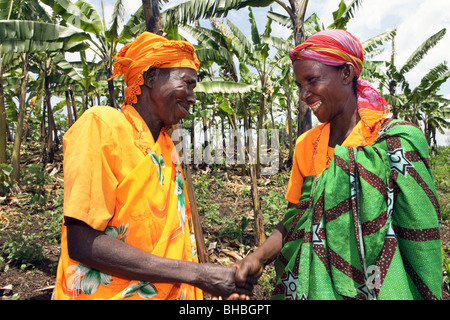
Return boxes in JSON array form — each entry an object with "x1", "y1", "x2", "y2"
[
  {"x1": 147, "y1": 67, "x2": 197, "y2": 127},
  {"x1": 293, "y1": 59, "x2": 352, "y2": 124}
]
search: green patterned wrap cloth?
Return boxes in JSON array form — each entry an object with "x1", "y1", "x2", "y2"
[{"x1": 272, "y1": 119, "x2": 442, "y2": 300}]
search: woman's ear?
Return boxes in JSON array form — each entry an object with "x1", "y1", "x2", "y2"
[
  {"x1": 342, "y1": 63, "x2": 356, "y2": 86},
  {"x1": 143, "y1": 67, "x2": 157, "y2": 88}
]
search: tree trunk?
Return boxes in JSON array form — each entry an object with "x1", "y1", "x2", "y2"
[
  {"x1": 297, "y1": 102, "x2": 312, "y2": 136},
  {"x1": 69, "y1": 86, "x2": 78, "y2": 122},
  {"x1": 40, "y1": 97, "x2": 46, "y2": 141},
  {"x1": 11, "y1": 53, "x2": 28, "y2": 182},
  {"x1": 240, "y1": 94, "x2": 265, "y2": 246},
  {"x1": 107, "y1": 68, "x2": 118, "y2": 109},
  {"x1": 249, "y1": 160, "x2": 265, "y2": 246},
  {"x1": 269, "y1": 100, "x2": 281, "y2": 171},
  {"x1": 285, "y1": 88, "x2": 294, "y2": 166},
  {"x1": 291, "y1": 0, "x2": 312, "y2": 135},
  {"x1": 389, "y1": 36, "x2": 398, "y2": 119},
  {"x1": 0, "y1": 50, "x2": 7, "y2": 164},
  {"x1": 65, "y1": 91, "x2": 74, "y2": 127},
  {"x1": 183, "y1": 163, "x2": 209, "y2": 264},
  {"x1": 0, "y1": 49, "x2": 7, "y2": 195},
  {"x1": 202, "y1": 101, "x2": 208, "y2": 151},
  {"x1": 191, "y1": 103, "x2": 195, "y2": 154},
  {"x1": 45, "y1": 81, "x2": 59, "y2": 163},
  {"x1": 23, "y1": 96, "x2": 35, "y2": 140},
  {"x1": 142, "y1": 0, "x2": 163, "y2": 35},
  {"x1": 256, "y1": 92, "x2": 265, "y2": 177}
]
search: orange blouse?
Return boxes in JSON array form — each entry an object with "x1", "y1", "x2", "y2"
[
  {"x1": 53, "y1": 105, "x2": 202, "y2": 300},
  {"x1": 285, "y1": 120, "x2": 380, "y2": 204}
]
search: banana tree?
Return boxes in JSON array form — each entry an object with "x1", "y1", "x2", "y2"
[
  {"x1": 142, "y1": 0, "x2": 166, "y2": 34},
  {"x1": 41, "y1": 0, "x2": 130, "y2": 109},
  {"x1": 46, "y1": 53, "x2": 86, "y2": 126},
  {"x1": 181, "y1": 13, "x2": 279, "y2": 245},
  {"x1": 376, "y1": 28, "x2": 447, "y2": 119},
  {"x1": 401, "y1": 62, "x2": 450, "y2": 146},
  {"x1": 0, "y1": 0, "x2": 56, "y2": 166},
  {"x1": 32, "y1": 51, "x2": 95, "y2": 163},
  {"x1": 421, "y1": 99, "x2": 450, "y2": 148},
  {"x1": 161, "y1": 0, "x2": 313, "y2": 134},
  {"x1": 0, "y1": 19, "x2": 89, "y2": 182}
]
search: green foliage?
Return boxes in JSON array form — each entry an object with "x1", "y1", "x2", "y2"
[
  {"x1": 431, "y1": 146, "x2": 450, "y2": 221},
  {"x1": 0, "y1": 162, "x2": 63, "y2": 272},
  {"x1": 21, "y1": 163, "x2": 51, "y2": 209},
  {"x1": 258, "y1": 265, "x2": 276, "y2": 297},
  {"x1": 0, "y1": 20, "x2": 89, "y2": 54},
  {"x1": 161, "y1": 0, "x2": 274, "y2": 28},
  {"x1": 329, "y1": 0, "x2": 362, "y2": 30},
  {"x1": 401, "y1": 28, "x2": 447, "y2": 74},
  {"x1": 219, "y1": 215, "x2": 251, "y2": 246},
  {"x1": 431, "y1": 147, "x2": 450, "y2": 189},
  {"x1": 2, "y1": 230, "x2": 44, "y2": 270},
  {"x1": 261, "y1": 190, "x2": 284, "y2": 235},
  {"x1": 0, "y1": 163, "x2": 14, "y2": 195},
  {"x1": 442, "y1": 204, "x2": 450, "y2": 222},
  {"x1": 443, "y1": 249, "x2": 450, "y2": 293},
  {"x1": 44, "y1": 189, "x2": 64, "y2": 243}
]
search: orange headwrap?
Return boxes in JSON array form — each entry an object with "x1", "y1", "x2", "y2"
[{"x1": 110, "y1": 32, "x2": 200, "y2": 106}]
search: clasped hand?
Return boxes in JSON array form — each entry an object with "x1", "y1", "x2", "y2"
[{"x1": 205, "y1": 253, "x2": 264, "y2": 300}]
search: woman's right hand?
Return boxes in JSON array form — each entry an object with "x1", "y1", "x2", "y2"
[
  {"x1": 234, "y1": 221, "x2": 287, "y2": 288},
  {"x1": 234, "y1": 253, "x2": 265, "y2": 288},
  {"x1": 195, "y1": 263, "x2": 254, "y2": 298}
]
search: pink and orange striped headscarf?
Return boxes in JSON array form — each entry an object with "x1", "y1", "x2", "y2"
[{"x1": 289, "y1": 29, "x2": 389, "y2": 132}]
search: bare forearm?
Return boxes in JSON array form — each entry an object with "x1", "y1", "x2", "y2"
[
  {"x1": 74, "y1": 231, "x2": 202, "y2": 285},
  {"x1": 252, "y1": 221, "x2": 286, "y2": 265},
  {"x1": 65, "y1": 218, "x2": 248, "y2": 297},
  {"x1": 234, "y1": 221, "x2": 286, "y2": 286}
]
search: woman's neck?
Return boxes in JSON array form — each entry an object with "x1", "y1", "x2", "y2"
[
  {"x1": 328, "y1": 98, "x2": 360, "y2": 148},
  {"x1": 133, "y1": 95, "x2": 162, "y2": 142}
]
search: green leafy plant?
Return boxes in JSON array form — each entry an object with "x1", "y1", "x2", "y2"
[
  {"x1": 258, "y1": 265, "x2": 277, "y2": 298},
  {"x1": 2, "y1": 231, "x2": 45, "y2": 270},
  {"x1": 442, "y1": 204, "x2": 450, "y2": 222},
  {"x1": 219, "y1": 215, "x2": 251, "y2": 246},
  {"x1": 21, "y1": 163, "x2": 51, "y2": 209},
  {"x1": 0, "y1": 163, "x2": 14, "y2": 194},
  {"x1": 261, "y1": 190, "x2": 285, "y2": 235},
  {"x1": 43, "y1": 208, "x2": 64, "y2": 244},
  {"x1": 443, "y1": 249, "x2": 450, "y2": 293}
]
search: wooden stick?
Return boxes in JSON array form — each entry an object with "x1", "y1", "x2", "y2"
[{"x1": 184, "y1": 163, "x2": 209, "y2": 263}]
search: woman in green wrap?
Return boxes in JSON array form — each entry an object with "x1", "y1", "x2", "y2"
[{"x1": 234, "y1": 29, "x2": 442, "y2": 300}]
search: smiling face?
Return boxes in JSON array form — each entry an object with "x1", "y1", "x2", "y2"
[
  {"x1": 146, "y1": 67, "x2": 197, "y2": 126},
  {"x1": 293, "y1": 59, "x2": 355, "y2": 124},
  {"x1": 137, "y1": 67, "x2": 197, "y2": 139}
]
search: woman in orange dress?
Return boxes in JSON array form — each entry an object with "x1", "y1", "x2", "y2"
[{"x1": 53, "y1": 32, "x2": 252, "y2": 300}]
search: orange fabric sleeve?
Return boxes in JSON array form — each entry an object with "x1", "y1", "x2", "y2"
[
  {"x1": 63, "y1": 109, "x2": 119, "y2": 231},
  {"x1": 285, "y1": 124, "x2": 327, "y2": 204},
  {"x1": 285, "y1": 141, "x2": 305, "y2": 204}
]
